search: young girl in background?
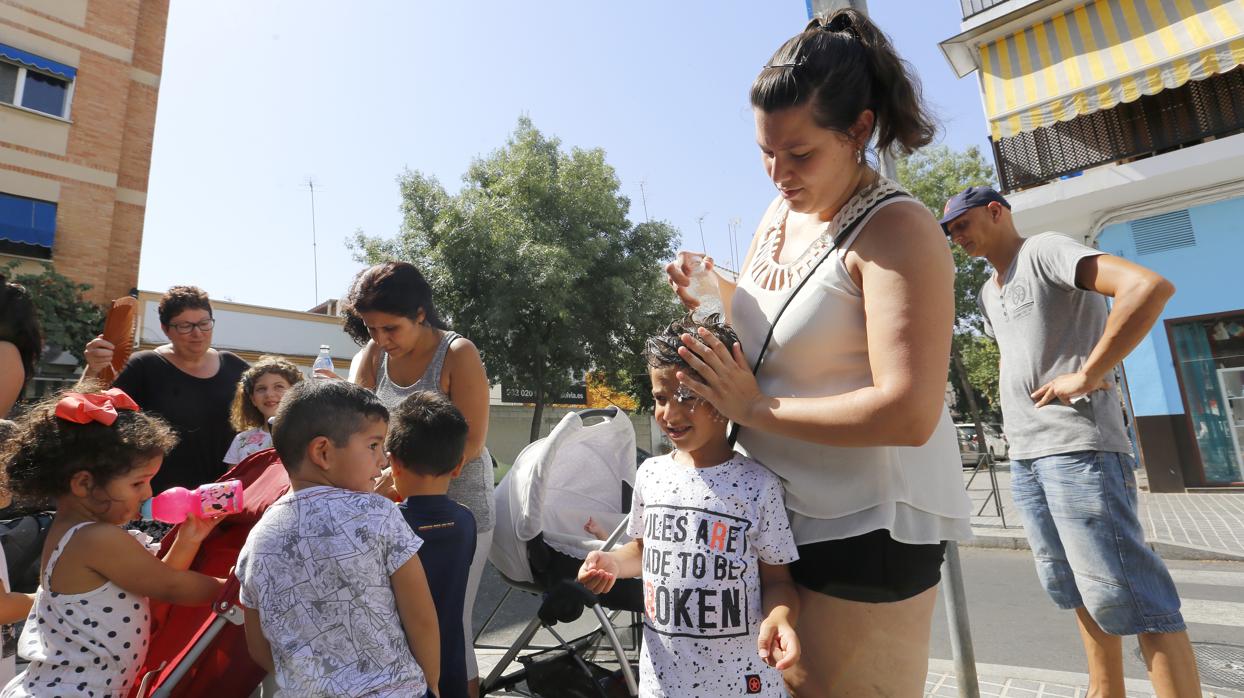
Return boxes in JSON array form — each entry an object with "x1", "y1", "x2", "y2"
[
  {"x1": 223, "y1": 356, "x2": 303, "y2": 466},
  {"x1": 0, "y1": 386, "x2": 225, "y2": 697}
]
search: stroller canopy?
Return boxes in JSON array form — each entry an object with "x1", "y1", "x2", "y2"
[{"x1": 491, "y1": 407, "x2": 637, "y2": 584}]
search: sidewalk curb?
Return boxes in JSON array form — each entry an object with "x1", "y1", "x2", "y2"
[{"x1": 963, "y1": 529, "x2": 1244, "y2": 562}]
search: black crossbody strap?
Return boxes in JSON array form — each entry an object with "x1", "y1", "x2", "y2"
[{"x1": 727, "y1": 190, "x2": 906, "y2": 447}]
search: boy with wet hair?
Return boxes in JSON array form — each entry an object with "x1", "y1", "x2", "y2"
[{"x1": 579, "y1": 313, "x2": 801, "y2": 697}]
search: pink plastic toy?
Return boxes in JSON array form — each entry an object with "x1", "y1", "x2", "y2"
[{"x1": 149, "y1": 479, "x2": 244, "y2": 524}]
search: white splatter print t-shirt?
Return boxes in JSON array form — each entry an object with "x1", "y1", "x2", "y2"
[
  {"x1": 236, "y1": 486, "x2": 425, "y2": 698},
  {"x1": 627, "y1": 453, "x2": 798, "y2": 698}
]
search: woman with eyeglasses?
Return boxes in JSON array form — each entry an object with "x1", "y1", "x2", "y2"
[{"x1": 81, "y1": 286, "x2": 248, "y2": 493}]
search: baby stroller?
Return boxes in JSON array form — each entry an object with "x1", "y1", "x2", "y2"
[
  {"x1": 130, "y1": 448, "x2": 291, "y2": 698},
  {"x1": 484, "y1": 407, "x2": 644, "y2": 698}
]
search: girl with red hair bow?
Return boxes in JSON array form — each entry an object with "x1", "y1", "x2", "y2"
[{"x1": 0, "y1": 385, "x2": 225, "y2": 698}]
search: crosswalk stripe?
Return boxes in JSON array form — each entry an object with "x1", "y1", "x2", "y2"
[
  {"x1": 1168, "y1": 568, "x2": 1244, "y2": 588},
  {"x1": 1180, "y1": 599, "x2": 1244, "y2": 628}
]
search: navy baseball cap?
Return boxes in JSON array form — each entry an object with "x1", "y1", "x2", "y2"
[{"x1": 940, "y1": 186, "x2": 1010, "y2": 234}]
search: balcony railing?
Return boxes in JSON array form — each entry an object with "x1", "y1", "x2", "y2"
[
  {"x1": 961, "y1": 0, "x2": 1011, "y2": 19},
  {"x1": 991, "y1": 67, "x2": 1244, "y2": 193}
]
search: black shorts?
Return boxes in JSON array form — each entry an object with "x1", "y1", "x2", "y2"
[{"x1": 790, "y1": 528, "x2": 947, "y2": 603}]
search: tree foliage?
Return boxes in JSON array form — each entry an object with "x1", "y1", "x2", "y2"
[
  {"x1": 354, "y1": 117, "x2": 680, "y2": 439},
  {"x1": 4, "y1": 262, "x2": 103, "y2": 369},
  {"x1": 896, "y1": 145, "x2": 1001, "y2": 419}
]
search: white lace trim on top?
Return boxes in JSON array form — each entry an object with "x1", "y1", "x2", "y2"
[{"x1": 748, "y1": 177, "x2": 904, "y2": 292}]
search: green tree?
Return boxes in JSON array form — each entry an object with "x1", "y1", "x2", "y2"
[
  {"x1": 4, "y1": 262, "x2": 104, "y2": 369},
  {"x1": 896, "y1": 145, "x2": 1002, "y2": 424},
  {"x1": 354, "y1": 117, "x2": 680, "y2": 440}
]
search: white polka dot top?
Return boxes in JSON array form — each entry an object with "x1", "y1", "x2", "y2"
[{"x1": 1, "y1": 523, "x2": 151, "y2": 698}]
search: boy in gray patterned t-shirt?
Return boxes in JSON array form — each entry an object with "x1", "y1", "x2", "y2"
[
  {"x1": 943, "y1": 186, "x2": 1200, "y2": 696},
  {"x1": 237, "y1": 380, "x2": 441, "y2": 698}
]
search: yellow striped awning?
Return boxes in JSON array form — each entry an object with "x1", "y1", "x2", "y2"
[{"x1": 981, "y1": 0, "x2": 1244, "y2": 139}]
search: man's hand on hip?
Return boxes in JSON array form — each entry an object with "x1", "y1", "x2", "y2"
[{"x1": 1032, "y1": 372, "x2": 1114, "y2": 407}]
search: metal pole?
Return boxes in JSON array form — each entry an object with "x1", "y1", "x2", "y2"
[
  {"x1": 804, "y1": 2, "x2": 979, "y2": 696},
  {"x1": 941, "y1": 542, "x2": 980, "y2": 698},
  {"x1": 307, "y1": 178, "x2": 320, "y2": 306}
]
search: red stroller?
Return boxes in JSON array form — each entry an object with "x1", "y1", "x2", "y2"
[{"x1": 130, "y1": 448, "x2": 290, "y2": 698}]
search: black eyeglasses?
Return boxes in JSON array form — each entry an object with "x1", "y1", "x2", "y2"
[{"x1": 169, "y1": 318, "x2": 215, "y2": 334}]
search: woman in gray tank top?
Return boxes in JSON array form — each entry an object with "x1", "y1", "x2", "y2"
[{"x1": 340, "y1": 261, "x2": 494, "y2": 696}]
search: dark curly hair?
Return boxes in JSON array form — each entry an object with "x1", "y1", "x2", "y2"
[
  {"x1": 230, "y1": 355, "x2": 305, "y2": 431},
  {"x1": 0, "y1": 275, "x2": 43, "y2": 390},
  {"x1": 751, "y1": 9, "x2": 936, "y2": 155},
  {"x1": 158, "y1": 285, "x2": 212, "y2": 326},
  {"x1": 1, "y1": 383, "x2": 178, "y2": 503},
  {"x1": 644, "y1": 313, "x2": 740, "y2": 382},
  {"x1": 340, "y1": 262, "x2": 449, "y2": 346}
]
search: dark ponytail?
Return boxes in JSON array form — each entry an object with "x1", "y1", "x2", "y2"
[{"x1": 750, "y1": 9, "x2": 936, "y2": 155}]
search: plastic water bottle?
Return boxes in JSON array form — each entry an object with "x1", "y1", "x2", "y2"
[
  {"x1": 686, "y1": 256, "x2": 723, "y2": 321},
  {"x1": 146, "y1": 479, "x2": 244, "y2": 524},
  {"x1": 312, "y1": 344, "x2": 334, "y2": 377}
]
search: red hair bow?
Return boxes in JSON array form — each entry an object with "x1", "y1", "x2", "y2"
[{"x1": 55, "y1": 388, "x2": 140, "y2": 426}]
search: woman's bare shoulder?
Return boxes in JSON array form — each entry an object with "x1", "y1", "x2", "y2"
[
  {"x1": 445, "y1": 334, "x2": 483, "y2": 367},
  {"x1": 349, "y1": 340, "x2": 381, "y2": 387},
  {"x1": 853, "y1": 199, "x2": 946, "y2": 259}
]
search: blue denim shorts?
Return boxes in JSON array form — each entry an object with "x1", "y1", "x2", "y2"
[{"x1": 1010, "y1": 451, "x2": 1185, "y2": 635}]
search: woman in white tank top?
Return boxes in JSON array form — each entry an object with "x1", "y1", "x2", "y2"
[{"x1": 667, "y1": 10, "x2": 970, "y2": 696}]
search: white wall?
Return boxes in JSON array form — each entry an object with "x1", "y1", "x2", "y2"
[{"x1": 138, "y1": 298, "x2": 356, "y2": 362}]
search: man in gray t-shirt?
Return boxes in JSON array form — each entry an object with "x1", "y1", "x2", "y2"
[{"x1": 943, "y1": 187, "x2": 1200, "y2": 696}]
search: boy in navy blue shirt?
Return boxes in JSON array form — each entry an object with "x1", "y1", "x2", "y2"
[{"x1": 388, "y1": 390, "x2": 478, "y2": 698}]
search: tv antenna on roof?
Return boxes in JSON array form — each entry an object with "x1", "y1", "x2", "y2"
[
  {"x1": 728, "y1": 217, "x2": 742, "y2": 274},
  {"x1": 303, "y1": 177, "x2": 321, "y2": 306},
  {"x1": 695, "y1": 214, "x2": 708, "y2": 256}
]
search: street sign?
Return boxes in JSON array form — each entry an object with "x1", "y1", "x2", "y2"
[{"x1": 502, "y1": 384, "x2": 586, "y2": 405}]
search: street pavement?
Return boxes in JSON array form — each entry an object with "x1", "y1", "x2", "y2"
[
  {"x1": 927, "y1": 547, "x2": 1244, "y2": 697},
  {"x1": 473, "y1": 480, "x2": 1244, "y2": 698},
  {"x1": 472, "y1": 547, "x2": 1244, "y2": 696}
]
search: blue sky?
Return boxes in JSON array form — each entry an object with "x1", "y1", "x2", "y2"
[{"x1": 139, "y1": 1, "x2": 989, "y2": 311}]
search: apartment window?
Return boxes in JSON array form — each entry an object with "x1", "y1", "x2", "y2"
[
  {"x1": 0, "y1": 43, "x2": 76, "y2": 119},
  {"x1": 0, "y1": 192, "x2": 57, "y2": 260}
]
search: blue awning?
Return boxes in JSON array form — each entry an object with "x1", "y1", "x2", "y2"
[
  {"x1": 0, "y1": 194, "x2": 57, "y2": 248},
  {"x1": 0, "y1": 43, "x2": 76, "y2": 81}
]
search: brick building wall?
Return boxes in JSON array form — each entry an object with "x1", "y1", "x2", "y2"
[{"x1": 0, "y1": 0, "x2": 168, "y2": 303}]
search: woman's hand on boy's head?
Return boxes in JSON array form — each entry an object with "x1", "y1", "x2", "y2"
[
  {"x1": 757, "y1": 615, "x2": 800, "y2": 670},
  {"x1": 577, "y1": 551, "x2": 618, "y2": 595},
  {"x1": 676, "y1": 328, "x2": 764, "y2": 426}
]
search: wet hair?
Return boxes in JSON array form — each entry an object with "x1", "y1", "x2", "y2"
[
  {"x1": 158, "y1": 285, "x2": 213, "y2": 326},
  {"x1": 230, "y1": 356, "x2": 305, "y2": 431},
  {"x1": 0, "y1": 275, "x2": 43, "y2": 389},
  {"x1": 751, "y1": 9, "x2": 936, "y2": 155},
  {"x1": 644, "y1": 313, "x2": 740, "y2": 382},
  {"x1": 271, "y1": 379, "x2": 388, "y2": 472},
  {"x1": 1, "y1": 383, "x2": 178, "y2": 503},
  {"x1": 386, "y1": 390, "x2": 468, "y2": 477},
  {"x1": 340, "y1": 262, "x2": 449, "y2": 346}
]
